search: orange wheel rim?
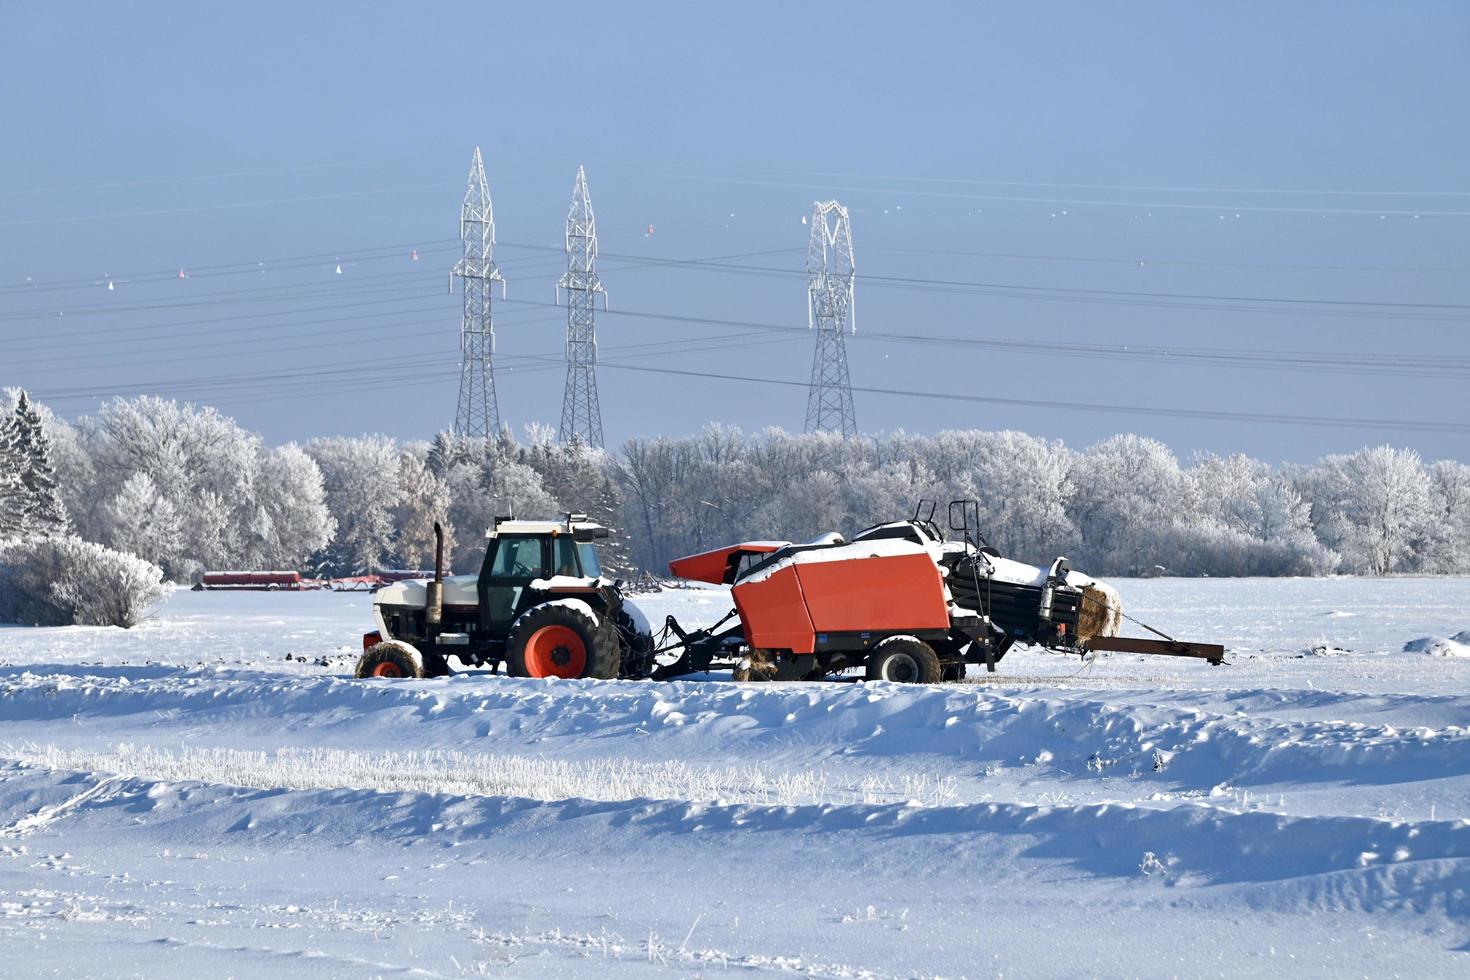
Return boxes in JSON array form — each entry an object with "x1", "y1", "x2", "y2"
[
  {"x1": 524, "y1": 625, "x2": 587, "y2": 678},
  {"x1": 372, "y1": 661, "x2": 403, "y2": 678}
]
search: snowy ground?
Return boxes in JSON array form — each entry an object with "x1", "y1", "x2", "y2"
[{"x1": 2, "y1": 577, "x2": 1470, "y2": 978}]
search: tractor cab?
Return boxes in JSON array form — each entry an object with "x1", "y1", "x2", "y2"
[
  {"x1": 358, "y1": 514, "x2": 654, "y2": 682},
  {"x1": 476, "y1": 515, "x2": 610, "y2": 631}
]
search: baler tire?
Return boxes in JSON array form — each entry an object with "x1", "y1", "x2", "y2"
[
  {"x1": 505, "y1": 604, "x2": 619, "y2": 680},
  {"x1": 355, "y1": 640, "x2": 426, "y2": 680},
  {"x1": 865, "y1": 638, "x2": 942, "y2": 684},
  {"x1": 422, "y1": 650, "x2": 451, "y2": 678},
  {"x1": 942, "y1": 661, "x2": 968, "y2": 682}
]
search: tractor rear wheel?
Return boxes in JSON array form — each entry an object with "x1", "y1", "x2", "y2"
[
  {"x1": 505, "y1": 603, "x2": 620, "y2": 680},
  {"x1": 865, "y1": 637, "x2": 942, "y2": 684},
  {"x1": 355, "y1": 640, "x2": 426, "y2": 679}
]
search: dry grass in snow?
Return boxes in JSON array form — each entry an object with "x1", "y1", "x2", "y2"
[{"x1": 11, "y1": 743, "x2": 960, "y2": 809}]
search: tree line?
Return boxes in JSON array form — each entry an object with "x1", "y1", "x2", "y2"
[{"x1": 4, "y1": 390, "x2": 1468, "y2": 583}]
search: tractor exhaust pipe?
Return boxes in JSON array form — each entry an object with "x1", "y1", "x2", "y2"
[{"x1": 425, "y1": 521, "x2": 445, "y2": 627}]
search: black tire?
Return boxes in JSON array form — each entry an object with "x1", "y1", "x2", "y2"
[
  {"x1": 505, "y1": 603, "x2": 620, "y2": 680},
  {"x1": 941, "y1": 661, "x2": 968, "y2": 682},
  {"x1": 422, "y1": 650, "x2": 451, "y2": 678},
  {"x1": 355, "y1": 640, "x2": 425, "y2": 679},
  {"x1": 865, "y1": 637, "x2": 942, "y2": 684},
  {"x1": 614, "y1": 605, "x2": 655, "y2": 680}
]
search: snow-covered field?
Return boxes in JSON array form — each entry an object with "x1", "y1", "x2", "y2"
[{"x1": 3, "y1": 577, "x2": 1470, "y2": 977}]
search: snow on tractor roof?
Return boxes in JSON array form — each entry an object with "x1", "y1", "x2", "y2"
[{"x1": 484, "y1": 517, "x2": 607, "y2": 538}]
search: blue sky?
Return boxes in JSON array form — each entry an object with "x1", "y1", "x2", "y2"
[{"x1": 2, "y1": 2, "x2": 1467, "y2": 462}]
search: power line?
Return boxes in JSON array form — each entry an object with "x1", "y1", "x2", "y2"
[
  {"x1": 661, "y1": 173, "x2": 1470, "y2": 217},
  {"x1": 598, "y1": 363, "x2": 1470, "y2": 435},
  {"x1": 788, "y1": 168, "x2": 1470, "y2": 199},
  {"x1": 0, "y1": 181, "x2": 463, "y2": 228}
]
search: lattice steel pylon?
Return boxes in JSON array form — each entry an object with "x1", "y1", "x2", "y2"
[
  {"x1": 451, "y1": 147, "x2": 505, "y2": 439},
  {"x1": 556, "y1": 165, "x2": 607, "y2": 447},
  {"x1": 804, "y1": 200, "x2": 857, "y2": 437}
]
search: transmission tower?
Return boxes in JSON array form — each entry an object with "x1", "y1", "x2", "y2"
[
  {"x1": 451, "y1": 147, "x2": 505, "y2": 439},
  {"x1": 556, "y1": 165, "x2": 607, "y2": 447},
  {"x1": 804, "y1": 200, "x2": 857, "y2": 437}
]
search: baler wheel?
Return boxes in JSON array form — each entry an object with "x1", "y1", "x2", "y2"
[
  {"x1": 355, "y1": 640, "x2": 426, "y2": 680},
  {"x1": 865, "y1": 637, "x2": 942, "y2": 684}
]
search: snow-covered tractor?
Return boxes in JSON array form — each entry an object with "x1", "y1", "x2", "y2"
[{"x1": 355, "y1": 515, "x2": 653, "y2": 680}]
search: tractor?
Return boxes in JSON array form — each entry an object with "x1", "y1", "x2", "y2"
[{"x1": 354, "y1": 515, "x2": 654, "y2": 680}]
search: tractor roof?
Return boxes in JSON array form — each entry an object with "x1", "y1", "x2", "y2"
[{"x1": 486, "y1": 514, "x2": 607, "y2": 538}]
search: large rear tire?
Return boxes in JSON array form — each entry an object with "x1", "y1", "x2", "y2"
[
  {"x1": 614, "y1": 606, "x2": 656, "y2": 680},
  {"x1": 505, "y1": 603, "x2": 620, "y2": 680},
  {"x1": 355, "y1": 640, "x2": 426, "y2": 679},
  {"x1": 865, "y1": 637, "x2": 942, "y2": 684}
]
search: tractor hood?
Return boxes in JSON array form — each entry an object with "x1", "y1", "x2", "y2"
[{"x1": 373, "y1": 574, "x2": 479, "y2": 608}]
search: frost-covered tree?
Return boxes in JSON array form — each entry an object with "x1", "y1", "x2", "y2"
[
  {"x1": 939, "y1": 430, "x2": 1075, "y2": 562},
  {"x1": 1185, "y1": 453, "x2": 1337, "y2": 575},
  {"x1": 254, "y1": 443, "x2": 335, "y2": 569},
  {"x1": 107, "y1": 472, "x2": 186, "y2": 570},
  {"x1": 425, "y1": 430, "x2": 476, "y2": 479},
  {"x1": 1304, "y1": 446, "x2": 1433, "y2": 575},
  {"x1": 440, "y1": 437, "x2": 560, "y2": 573},
  {"x1": 0, "y1": 411, "x2": 25, "y2": 540},
  {"x1": 392, "y1": 451, "x2": 453, "y2": 570},
  {"x1": 306, "y1": 435, "x2": 402, "y2": 575},
  {"x1": 8, "y1": 392, "x2": 70, "y2": 535},
  {"x1": 80, "y1": 397, "x2": 262, "y2": 574},
  {"x1": 616, "y1": 436, "x2": 699, "y2": 570},
  {"x1": 1067, "y1": 434, "x2": 1187, "y2": 573},
  {"x1": 1424, "y1": 460, "x2": 1470, "y2": 573}
]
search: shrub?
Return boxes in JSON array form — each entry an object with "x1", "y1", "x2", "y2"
[{"x1": 0, "y1": 535, "x2": 171, "y2": 627}]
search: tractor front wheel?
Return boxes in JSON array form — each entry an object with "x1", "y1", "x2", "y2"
[
  {"x1": 355, "y1": 640, "x2": 426, "y2": 679},
  {"x1": 865, "y1": 637, "x2": 942, "y2": 684},
  {"x1": 506, "y1": 604, "x2": 620, "y2": 680}
]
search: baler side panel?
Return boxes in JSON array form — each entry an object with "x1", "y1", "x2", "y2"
[
  {"x1": 732, "y1": 566, "x2": 818, "y2": 653},
  {"x1": 795, "y1": 553, "x2": 951, "y2": 635}
]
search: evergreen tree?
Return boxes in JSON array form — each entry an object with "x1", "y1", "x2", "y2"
[
  {"x1": 425, "y1": 430, "x2": 472, "y2": 479},
  {"x1": 0, "y1": 410, "x2": 26, "y2": 540},
  {"x1": 10, "y1": 392, "x2": 71, "y2": 535}
]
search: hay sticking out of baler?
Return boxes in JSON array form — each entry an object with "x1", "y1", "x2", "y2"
[{"x1": 1076, "y1": 581, "x2": 1123, "y2": 644}]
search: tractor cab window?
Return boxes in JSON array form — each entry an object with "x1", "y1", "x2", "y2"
[
  {"x1": 490, "y1": 536, "x2": 544, "y2": 579},
  {"x1": 576, "y1": 542, "x2": 602, "y2": 579},
  {"x1": 552, "y1": 537, "x2": 581, "y2": 578},
  {"x1": 550, "y1": 536, "x2": 601, "y2": 578}
]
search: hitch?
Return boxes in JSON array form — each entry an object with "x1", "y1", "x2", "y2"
[{"x1": 1082, "y1": 635, "x2": 1225, "y2": 665}]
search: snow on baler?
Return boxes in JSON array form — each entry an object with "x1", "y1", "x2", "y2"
[{"x1": 652, "y1": 499, "x2": 1222, "y2": 682}]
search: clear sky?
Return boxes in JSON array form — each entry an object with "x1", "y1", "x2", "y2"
[{"x1": 2, "y1": 1, "x2": 1467, "y2": 463}]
